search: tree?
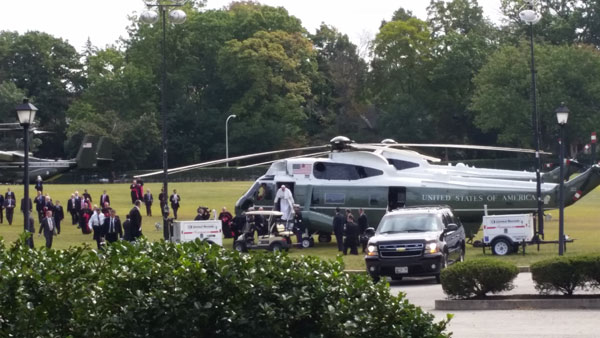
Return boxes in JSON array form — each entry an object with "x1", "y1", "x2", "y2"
[
  {"x1": 217, "y1": 30, "x2": 317, "y2": 152},
  {"x1": 426, "y1": 0, "x2": 500, "y2": 144},
  {"x1": 0, "y1": 31, "x2": 84, "y2": 157},
  {"x1": 66, "y1": 47, "x2": 160, "y2": 169},
  {"x1": 369, "y1": 14, "x2": 435, "y2": 142},
  {"x1": 471, "y1": 43, "x2": 600, "y2": 151},
  {"x1": 307, "y1": 24, "x2": 369, "y2": 142}
]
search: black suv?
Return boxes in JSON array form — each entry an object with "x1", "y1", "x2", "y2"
[{"x1": 364, "y1": 206, "x2": 466, "y2": 283}]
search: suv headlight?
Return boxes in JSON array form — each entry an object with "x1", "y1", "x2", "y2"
[
  {"x1": 425, "y1": 242, "x2": 439, "y2": 254},
  {"x1": 366, "y1": 244, "x2": 378, "y2": 256}
]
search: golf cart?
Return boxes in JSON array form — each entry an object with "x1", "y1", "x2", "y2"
[{"x1": 233, "y1": 210, "x2": 294, "y2": 252}]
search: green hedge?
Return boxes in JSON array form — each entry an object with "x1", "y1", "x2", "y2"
[
  {"x1": 531, "y1": 255, "x2": 600, "y2": 295},
  {"x1": 441, "y1": 259, "x2": 519, "y2": 299},
  {"x1": 0, "y1": 236, "x2": 450, "y2": 338}
]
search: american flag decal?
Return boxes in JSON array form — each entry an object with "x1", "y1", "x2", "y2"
[{"x1": 292, "y1": 163, "x2": 312, "y2": 175}]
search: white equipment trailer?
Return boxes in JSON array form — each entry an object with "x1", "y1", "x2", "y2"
[
  {"x1": 171, "y1": 220, "x2": 223, "y2": 246},
  {"x1": 474, "y1": 213, "x2": 573, "y2": 255},
  {"x1": 482, "y1": 214, "x2": 534, "y2": 255}
]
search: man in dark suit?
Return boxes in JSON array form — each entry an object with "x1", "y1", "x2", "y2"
[
  {"x1": 53, "y1": 201, "x2": 65, "y2": 235},
  {"x1": 5, "y1": 188, "x2": 15, "y2": 201},
  {"x1": 0, "y1": 193, "x2": 4, "y2": 224},
  {"x1": 83, "y1": 189, "x2": 92, "y2": 203},
  {"x1": 38, "y1": 210, "x2": 56, "y2": 249},
  {"x1": 33, "y1": 191, "x2": 46, "y2": 223},
  {"x1": 25, "y1": 215, "x2": 35, "y2": 248},
  {"x1": 143, "y1": 189, "x2": 153, "y2": 216},
  {"x1": 169, "y1": 189, "x2": 181, "y2": 219},
  {"x1": 67, "y1": 194, "x2": 78, "y2": 225},
  {"x1": 21, "y1": 196, "x2": 32, "y2": 223},
  {"x1": 343, "y1": 214, "x2": 359, "y2": 255},
  {"x1": 333, "y1": 207, "x2": 345, "y2": 252},
  {"x1": 122, "y1": 214, "x2": 133, "y2": 242},
  {"x1": 103, "y1": 209, "x2": 122, "y2": 244},
  {"x1": 128, "y1": 200, "x2": 143, "y2": 240},
  {"x1": 158, "y1": 188, "x2": 166, "y2": 213},
  {"x1": 358, "y1": 208, "x2": 369, "y2": 252},
  {"x1": 4, "y1": 195, "x2": 15, "y2": 225},
  {"x1": 100, "y1": 190, "x2": 110, "y2": 207}
]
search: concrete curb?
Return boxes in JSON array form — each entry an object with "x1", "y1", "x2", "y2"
[
  {"x1": 517, "y1": 266, "x2": 530, "y2": 273},
  {"x1": 435, "y1": 298, "x2": 600, "y2": 310}
]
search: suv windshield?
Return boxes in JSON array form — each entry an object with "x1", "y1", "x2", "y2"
[{"x1": 377, "y1": 214, "x2": 443, "y2": 234}]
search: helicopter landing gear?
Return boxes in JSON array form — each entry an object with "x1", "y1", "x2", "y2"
[{"x1": 318, "y1": 233, "x2": 332, "y2": 243}]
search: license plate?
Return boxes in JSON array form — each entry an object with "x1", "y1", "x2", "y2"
[{"x1": 395, "y1": 266, "x2": 408, "y2": 274}]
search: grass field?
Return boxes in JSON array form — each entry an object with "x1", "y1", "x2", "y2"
[{"x1": 0, "y1": 181, "x2": 599, "y2": 270}]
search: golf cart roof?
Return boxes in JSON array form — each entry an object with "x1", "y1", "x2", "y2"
[{"x1": 245, "y1": 210, "x2": 283, "y2": 216}]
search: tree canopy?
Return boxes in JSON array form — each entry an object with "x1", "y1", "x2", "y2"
[{"x1": 2, "y1": 0, "x2": 600, "y2": 169}]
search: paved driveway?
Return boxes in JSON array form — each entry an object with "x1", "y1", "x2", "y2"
[{"x1": 388, "y1": 273, "x2": 600, "y2": 338}]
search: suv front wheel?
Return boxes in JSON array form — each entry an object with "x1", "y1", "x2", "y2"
[{"x1": 435, "y1": 253, "x2": 448, "y2": 284}]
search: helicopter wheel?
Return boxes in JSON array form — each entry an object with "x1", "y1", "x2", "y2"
[{"x1": 318, "y1": 233, "x2": 332, "y2": 243}]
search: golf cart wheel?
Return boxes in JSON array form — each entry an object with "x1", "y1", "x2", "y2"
[
  {"x1": 318, "y1": 233, "x2": 332, "y2": 243},
  {"x1": 270, "y1": 242, "x2": 283, "y2": 252},
  {"x1": 491, "y1": 238, "x2": 512, "y2": 256},
  {"x1": 301, "y1": 238, "x2": 312, "y2": 248},
  {"x1": 233, "y1": 241, "x2": 247, "y2": 253}
]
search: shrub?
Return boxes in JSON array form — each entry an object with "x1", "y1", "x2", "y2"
[
  {"x1": 0, "y1": 237, "x2": 451, "y2": 338},
  {"x1": 531, "y1": 256, "x2": 588, "y2": 295},
  {"x1": 441, "y1": 259, "x2": 519, "y2": 299},
  {"x1": 579, "y1": 254, "x2": 600, "y2": 288}
]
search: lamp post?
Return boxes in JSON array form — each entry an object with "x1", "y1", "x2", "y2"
[
  {"x1": 16, "y1": 98, "x2": 38, "y2": 231},
  {"x1": 140, "y1": 1, "x2": 187, "y2": 239},
  {"x1": 519, "y1": 1, "x2": 544, "y2": 238},
  {"x1": 556, "y1": 103, "x2": 569, "y2": 256},
  {"x1": 225, "y1": 114, "x2": 236, "y2": 167}
]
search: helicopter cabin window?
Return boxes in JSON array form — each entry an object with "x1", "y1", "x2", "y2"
[
  {"x1": 313, "y1": 162, "x2": 383, "y2": 180},
  {"x1": 324, "y1": 193, "x2": 345, "y2": 204},
  {"x1": 387, "y1": 159, "x2": 419, "y2": 170}
]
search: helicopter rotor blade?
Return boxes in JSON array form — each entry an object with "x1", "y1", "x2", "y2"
[
  {"x1": 368, "y1": 143, "x2": 553, "y2": 155},
  {"x1": 134, "y1": 144, "x2": 330, "y2": 178},
  {"x1": 236, "y1": 151, "x2": 330, "y2": 169}
]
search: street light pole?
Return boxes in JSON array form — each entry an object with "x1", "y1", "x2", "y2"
[
  {"x1": 140, "y1": 1, "x2": 186, "y2": 240},
  {"x1": 520, "y1": 1, "x2": 544, "y2": 238},
  {"x1": 225, "y1": 114, "x2": 236, "y2": 167},
  {"x1": 16, "y1": 99, "x2": 38, "y2": 233},
  {"x1": 556, "y1": 103, "x2": 570, "y2": 256}
]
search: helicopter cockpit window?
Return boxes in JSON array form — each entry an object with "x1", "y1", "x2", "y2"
[
  {"x1": 387, "y1": 159, "x2": 419, "y2": 170},
  {"x1": 313, "y1": 162, "x2": 383, "y2": 180},
  {"x1": 255, "y1": 182, "x2": 274, "y2": 201}
]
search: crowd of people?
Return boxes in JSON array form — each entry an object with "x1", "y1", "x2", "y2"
[
  {"x1": 2, "y1": 178, "x2": 371, "y2": 253},
  {"x1": 0, "y1": 177, "x2": 162, "y2": 249}
]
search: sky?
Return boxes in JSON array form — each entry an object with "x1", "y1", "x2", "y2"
[{"x1": 0, "y1": 0, "x2": 504, "y2": 52}]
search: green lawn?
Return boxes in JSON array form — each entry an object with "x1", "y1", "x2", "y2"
[{"x1": 1, "y1": 181, "x2": 599, "y2": 270}]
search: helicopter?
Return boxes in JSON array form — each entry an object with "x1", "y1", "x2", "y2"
[
  {"x1": 135, "y1": 136, "x2": 600, "y2": 239},
  {"x1": 0, "y1": 135, "x2": 112, "y2": 183}
]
